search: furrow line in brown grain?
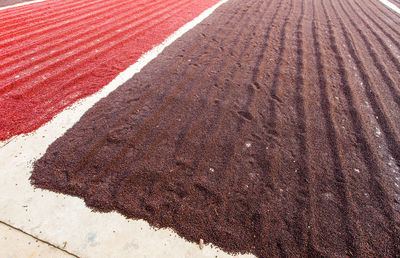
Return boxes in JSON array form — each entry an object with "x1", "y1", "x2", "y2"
[
  {"x1": 336, "y1": 0, "x2": 400, "y2": 163},
  {"x1": 298, "y1": 1, "x2": 335, "y2": 254},
  {"x1": 293, "y1": 0, "x2": 316, "y2": 254},
  {"x1": 325, "y1": 0, "x2": 400, "y2": 254},
  {"x1": 161, "y1": 0, "x2": 294, "y2": 255},
  {"x1": 266, "y1": 0, "x2": 294, "y2": 129},
  {"x1": 328, "y1": 0, "x2": 400, "y2": 252},
  {"x1": 62, "y1": 0, "x2": 260, "y2": 184},
  {"x1": 105, "y1": 6, "x2": 282, "y2": 241},
  {"x1": 353, "y1": 0, "x2": 400, "y2": 40},
  {"x1": 169, "y1": 0, "x2": 275, "y2": 156},
  {"x1": 351, "y1": 0, "x2": 400, "y2": 51},
  {"x1": 204, "y1": 1, "x2": 297, "y2": 254},
  {"x1": 209, "y1": 0, "x2": 287, "y2": 197},
  {"x1": 344, "y1": 0, "x2": 400, "y2": 78},
  {"x1": 320, "y1": 0, "x2": 375, "y2": 254},
  {"x1": 105, "y1": 0, "x2": 271, "y2": 203},
  {"x1": 311, "y1": 0, "x2": 356, "y2": 253},
  {"x1": 232, "y1": 0, "x2": 298, "y2": 255},
  {"x1": 108, "y1": 0, "x2": 290, "y2": 255},
  {"x1": 174, "y1": 0, "x2": 285, "y2": 156},
  {"x1": 255, "y1": 1, "x2": 297, "y2": 254},
  {"x1": 364, "y1": 0, "x2": 400, "y2": 25},
  {"x1": 247, "y1": 0, "x2": 315, "y2": 254}
]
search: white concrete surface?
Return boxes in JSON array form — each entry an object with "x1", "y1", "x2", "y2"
[
  {"x1": 0, "y1": 0, "x2": 46, "y2": 11},
  {"x1": 379, "y1": 0, "x2": 400, "y2": 14},
  {"x1": 0, "y1": 222, "x2": 73, "y2": 258},
  {"x1": 0, "y1": 0, "x2": 254, "y2": 257}
]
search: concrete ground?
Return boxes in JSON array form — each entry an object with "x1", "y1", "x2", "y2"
[{"x1": 0, "y1": 222, "x2": 75, "y2": 257}]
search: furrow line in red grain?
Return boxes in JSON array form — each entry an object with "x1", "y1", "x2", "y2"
[
  {"x1": 0, "y1": 0, "x2": 107, "y2": 33},
  {"x1": 0, "y1": 1, "x2": 134, "y2": 39},
  {"x1": 23, "y1": 0, "x2": 233, "y2": 112},
  {"x1": 0, "y1": 0, "x2": 167, "y2": 61},
  {"x1": 0, "y1": 0, "x2": 166, "y2": 47},
  {"x1": 0, "y1": 0, "x2": 192, "y2": 97},
  {"x1": 0, "y1": 0, "x2": 167, "y2": 73},
  {"x1": 0, "y1": 0, "x2": 172, "y2": 83},
  {"x1": 0, "y1": 0, "x2": 83, "y2": 21}
]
